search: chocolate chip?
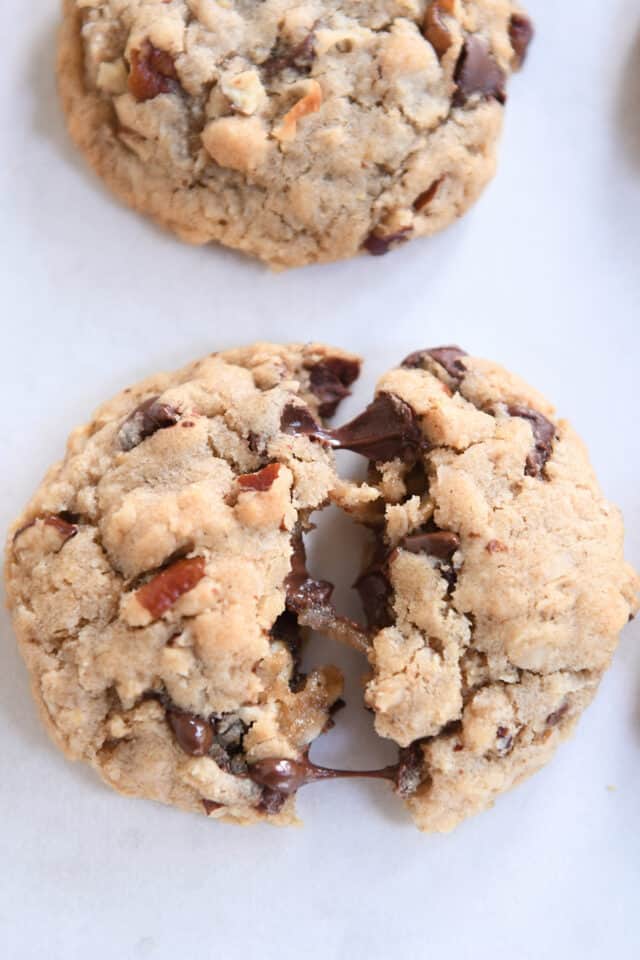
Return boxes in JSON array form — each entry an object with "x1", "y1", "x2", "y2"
[
  {"x1": 363, "y1": 227, "x2": 412, "y2": 257},
  {"x1": 258, "y1": 787, "x2": 288, "y2": 815},
  {"x1": 128, "y1": 41, "x2": 180, "y2": 102},
  {"x1": 168, "y1": 710, "x2": 213, "y2": 756},
  {"x1": 509, "y1": 13, "x2": 534, "y2": 68},
  {"x1": 263, "y1": 33, "x2": 315, "y2": 78},
  {"x1": 401, "y1": 346, "x2": 468, "y2": 383},
  {"x1": 202, "y1": 799, "x2": 222, "y2": 815},
  {"x1": 496, "y1": 726, "x2": 513, "y2": 756},
  {"x1": 400, "y1": 530, "x2": 460, "y2": 561},
  {"x1": 306, "y1": 356, "x2": 361, "y2": 418},
  {"x1": 237, "y1": 462, "x2": 281, "y2": 492},
  {"x1": 546, "y1": 702, "x2": 569, "y2": 727},
  {"x1": 453, "y1": 37, "x2": 506, "y2": 107},
  {"x1": 394, "y1": 742, "x2": 425, "y2": 798},
  {"x1": 330, "y1": 393, "x2": 424, "y2": 463},
  {"x1": 413, "y1": 178, "x2": 444, "y2": 212},
  {"x1": 134, "y1": 556, "x2": 206, "y2": 619},
  {"x1": 284, "y1": 534, "x2": 334, "y2": 616},
  {"x1": 423, "y1": 0, "x2": 455, "y2": 59},
  {"x1": 119, "y1": 396, "x2": 180, "y2": 451},
  {"x1": 507, "y1": 405, "x2": 556, "y2": 478}
]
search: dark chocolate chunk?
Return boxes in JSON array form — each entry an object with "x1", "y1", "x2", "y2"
[
  {"x1": 509, "y1": 13, "x2": 534, "y2": 68},
  {"x1": 363, "y1": 227, "x2": 412, "y2": 257},
  {"x1": 168, "y1": 710, "x2": 213, "y2": 756},
  {"x1": 546, "y1": 702, "x2": 569, "y2": 727},
  {"x1": 394, "y1": 741, "x2": 425, "y2": 798},
  {"x1": 135, "y1": 556, "x2": 206, "y2": 619},
  {"x1": 128, "y1": 41, "x2": 180, "y2": 102},
  {"x1": 453, "y1": 37, "x2": 507, "y2": 107},
  {"x1": 507, "y1": 404, "x2": 556, "y2": 478},
  {"x1": 413, "y1": 178, "x2": 444, "y2": 212},
  {"x1": 263, "y1": 32, "x2": 315, "y2": 78},
  {"x1": 237, "y1": 462, "x2": 280, "y2": 492},
  {"x1": 330, "y1": 393, "x2": 424, "y2": 463},
  {"x1": 119, "y1": 396, "x2": 180, "y2": 451},
  {"x1": 402, "y1": 346, "x2": 468, "y2": 382},
  {"x1": 400, "y1": 530, "x2": 460, "y2": 561},
  {"x1": 280, "y1": 402, "x2": 329, "y2": 441},
  {"x1": 284, "y1": 534, "x2": 334, "y2": 616},
  {"x1": 307, "y1": 356, "x2": 361, "y2": 418}
]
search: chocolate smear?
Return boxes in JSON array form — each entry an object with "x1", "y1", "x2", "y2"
[
  {"x1": 285, "y1": 533, "x2": 334, "y2": 616},
  {"x1": 119, "y1": 396, "x2": 180, "y2": 451},
  {"x1": 413, "y1": 178, "x2": 444, "y2": 212},
  {"x1": 271, "y1": 610, "x2": 306, "y2": 692},
  {"x1": 394, "y1": 741, "x2": 426, "y2": 798},
  {"x1": 363, "y1": 227, "x2": 412, "y2": 257},
  {"x1": 402, "y1": 346, "x2": 468, "y2": 382},
  {"x1": 507, "y1": 404, "x2": 555, "y2": 478},
  {"x1": 263, "y1": 33, "x2": 315, "y2": 79},
  {"x1": 307, "y1": 356, "x2": 361, "y2": 418},
  {"x1": 453, "y1": 37, "x2": 507, "y2": 107}
]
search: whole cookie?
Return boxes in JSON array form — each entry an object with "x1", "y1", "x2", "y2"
[
  {"x1": 58, "y1": 0, "x2": 532, "y2": 268},
  {"x1": 4, "y1": 343, "x2": 361, "y2": 825},
  {"x1": 334, "y1": 347, "x2": 639, "y2": 831}
]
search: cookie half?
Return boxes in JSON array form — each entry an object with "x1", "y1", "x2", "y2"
[
  {"x1": 334, "y1": 347, "x2": 639, "y2": 831},
  {"x1": 58, "y1": 0, "x2": 533, "y2": 268},
  {"x1": 4, "y1": 343, "x2": 361, "y2": 825}
]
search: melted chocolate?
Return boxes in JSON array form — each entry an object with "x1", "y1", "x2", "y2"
[
  {"x1": 307, "y1": 356, "x2": 361, "y2": 418},
  {"x1": 284, "y1": 534, "x2": 334, "y2": 615},
  {"x1": 119, "y1": 396, "x2": 180, "y2": 451},
  {"x1": 400, "y1": 531, "x2": 460, "y2": 561},
  {"x1": 507, "y1": 404, "x2": 556, "y2": 478},
  {"x1": 509, "y1": 13, "x2": 534, "y2": 68},
  {"x1": 168, "y1": 710, "x2": 213, "y2": 756},
  {"x1": 401, "y1": 346, "x2": 468, "y2": 382}
]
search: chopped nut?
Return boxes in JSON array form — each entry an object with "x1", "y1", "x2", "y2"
[
  {"x1": 272, "y1": 80, "x2": 323, "y2": 143},
  {"x1": 221, "y1": 70, "x2": 266, "y2": 116}
]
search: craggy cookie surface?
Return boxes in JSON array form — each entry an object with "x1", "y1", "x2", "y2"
[
  {"x1": 58, "y1": 0, "x2": 532, "y2": 267},
  {"x1": 334, "y1": 347, "x2": 639, "y2": 831},
  {"x1": 4, "y1": 343, "x2": 361, "y2": 825}
]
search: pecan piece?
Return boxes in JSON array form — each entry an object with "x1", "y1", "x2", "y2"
[
  {"x1": 135, "y1": 556, "x2": 206, "y2": 619},
  {"x1": 128, "y1": 40, "x2": 179, "y2": 102}
]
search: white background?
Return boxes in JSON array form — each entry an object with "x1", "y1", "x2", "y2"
[{"x1": 2, "y1": 1, "x2": 639, "y2": 957}]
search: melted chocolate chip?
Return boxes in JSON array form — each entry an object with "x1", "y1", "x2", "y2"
[
  {"x1": 509, "y1": 13, "x2": 534, "y2": 68},
  {"x1": 363, "y1": 227, "x2": 412, "y2": 257},
  {"x1": 258, "y1": 787, "x2": 288, "y2": 815},
  {"x1": 280, "y1": 402, "x2": 329, "y2": 441},
  {"x1": 402, "y1": 345, "x2": 468, "y2": 382},
  {"x1": 119, "y1": 396, "x2": 180, "y2": 451},
  {"x1": 249, "y1": 756, "x2": 398, "y2": 797},
  {"x1": 453, "y1": 37, "x2": 507, "y2": 107},
  {"x1": 394, "y1": 741, "x2": 425, "y2": 797},
  {"x1": 135, "y1": 556, "x2": 206, "y2": 619},
  {"x1": 307, "y1": 357, "x2": 361, "y2": 418},
  {"x1": 330, "y1": 393, "x2": 424, "y2": 463},
  {"x1": 168, "y1": 710, "x2": 213, "y2": 756},
  {"x1": 284, "y1": 534, "x2": 334, "y2": 616},
  {"x1": 237, "y1": 462, "x2": 280, "y2": 492},
  {"x1": 400, "y1": 531, "x2": 460, "y2": 561},
  {"x1": 507, "y1": 404, "x2": 556, "y2": 478},
  {"x1": 128, "y1": 41, "x2": 179, "y2": 102},
  {"x1": 354, "y1": 568, "x2": 395, "y2": 630},
  {"x1": 271, "y1": 610, "x2": 306, "y2": 692}
]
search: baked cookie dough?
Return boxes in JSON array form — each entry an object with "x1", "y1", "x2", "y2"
[
  {"x1": 4, "y1": 342, "x2": 362, "y2": 825},
  {"x1": 58, "y1": 0, "x2": 533, "y2": 268},
  {"x1": 331, "y1": 347, "x2": 639, "y2": 831}
]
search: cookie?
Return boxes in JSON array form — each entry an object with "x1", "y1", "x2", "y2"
[
  {"x1": 4, "y1": 342, "x2": 362, "y2": 825},
  {"x1": 331, "y1": 347, "x2": 639, "y2": 831},
  {"x1": 58, "y1": 0, "x2": 533, "y2": 268}
]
